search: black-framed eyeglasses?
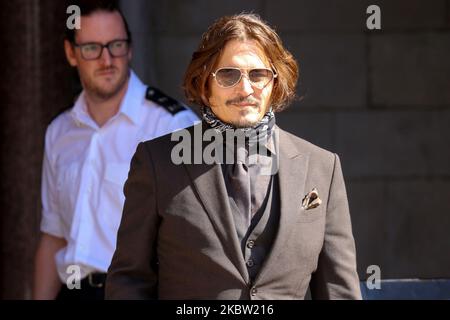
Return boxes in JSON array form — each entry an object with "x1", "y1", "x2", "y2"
[
  {"x1": 211, "y1": 67, "x2": 277, "y2": 89},
  {"x1": 73, "y1": 39, "x2": 130, "y2": 60}
]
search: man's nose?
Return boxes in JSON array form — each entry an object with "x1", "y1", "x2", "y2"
[
  {"x1": 99, "y1": 47, "x2": 112, "y2": 66},
  {"x1": 236, "y1": 74, "x2": 254, "y2": 96}
]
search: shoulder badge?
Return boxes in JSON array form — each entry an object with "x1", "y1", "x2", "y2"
[{"x1": 146, "y1": 86, "x2": 186, "y2": 115}]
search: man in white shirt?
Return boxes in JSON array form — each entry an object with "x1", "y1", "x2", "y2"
[{"x1": 32, "y1": 0, "x2": 198, "y2": 299}]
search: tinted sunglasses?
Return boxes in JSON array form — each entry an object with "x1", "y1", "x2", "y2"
[{"x1": 211, "y1": 67, "x2": 277, "y2": 89}]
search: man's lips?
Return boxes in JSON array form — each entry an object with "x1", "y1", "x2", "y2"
[
  {"x1": 227, "y1": 98, "x2": 259, "y2": 107},
  {"x1": 231, "y1": 102, "x2": 258, "y2": 107},
  {"x1": 96, "y1": 69, "x2": 116, "y2": 76}
]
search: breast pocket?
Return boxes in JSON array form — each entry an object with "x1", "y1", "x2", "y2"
[
  {"x1": 102, "y1": 163, "x2": 130, "y2": 231},
  {"x1": 296, "y1": 206, "x2": 326, "y2": 223}
]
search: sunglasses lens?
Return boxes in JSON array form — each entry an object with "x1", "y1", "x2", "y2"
[
  {"x1": 215, "y1": 68, "x2": 242, "y2": 87},
  {"x1": 249, "y1": 69, "x2": 273, "y2": 88}
]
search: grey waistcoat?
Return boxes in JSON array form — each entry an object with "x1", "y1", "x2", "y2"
[{"x1": 227, "y1": 174, "x2": 281, "y2": 283}]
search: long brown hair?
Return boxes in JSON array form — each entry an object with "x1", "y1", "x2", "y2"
[{"x1": 183, "y1": 13, "x2": 299, "y2": 112}]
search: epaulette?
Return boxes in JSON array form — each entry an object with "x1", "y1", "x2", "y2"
[{"x1": 146, "y1": 86, "x2": 187, "y2": 115}]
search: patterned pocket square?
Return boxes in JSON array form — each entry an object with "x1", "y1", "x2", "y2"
[{"x1": 302, "y1": 188, "x2": 322, "y2": 210}]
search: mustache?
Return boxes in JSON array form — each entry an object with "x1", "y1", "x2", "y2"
[
  {"x1": 226, "y1": 96, "x2": 260, "y2": 106},
  {"x1": 95, "y1": 67, "x2": 117, "y2": 73}
]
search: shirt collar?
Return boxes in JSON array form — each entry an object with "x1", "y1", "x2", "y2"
[
  {"x1": 70, "y1": 91, "x2": 95, "y2": 128},
  {"x1": 70, "y1": 70, "x2": 144, "y2": 127},
  {"x1": 118, "y1": 70, "x2": 145, "y2": 125},
  {"x1": 265, "y1": 126, "x2": 278, "y2": 155}
]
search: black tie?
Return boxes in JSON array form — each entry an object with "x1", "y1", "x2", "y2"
[{"x1": 227, "y1": 147, "x2": 251, "y2": 228}]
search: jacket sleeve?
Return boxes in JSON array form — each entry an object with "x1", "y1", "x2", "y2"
[
  {"x1": 309, "y1": 154, "x2": 362, "y2": 299},
  {"x1": 105, "y1": 142, "x2": 159, "y2": 299}
]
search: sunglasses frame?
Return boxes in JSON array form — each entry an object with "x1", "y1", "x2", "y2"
[{"x1": 211, "y1": 67, "x2": 277, "y2": 89}]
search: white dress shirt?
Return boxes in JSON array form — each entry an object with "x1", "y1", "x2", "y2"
[{"x1": 40, "y1": 71, "x2": 199, "y2": 283}]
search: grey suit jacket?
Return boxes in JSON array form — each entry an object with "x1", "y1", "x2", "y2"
[{"x1": 106, "y1": 123, "x2": 362, "y2": 300}]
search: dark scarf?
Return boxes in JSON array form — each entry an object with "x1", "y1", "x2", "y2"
[{"x1": 201, "y1": 107, "x2": 276, "y2": 148}]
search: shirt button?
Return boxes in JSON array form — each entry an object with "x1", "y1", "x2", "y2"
[
  {"x1": 247, "y1": 240, "x2": 255, "y2": 249},
  {"x1": 250, "y1": 286, "x2": 258, "y2": 296},
  {"x1": 246, "y1": 259, "x2": 254, "y2": 267}
]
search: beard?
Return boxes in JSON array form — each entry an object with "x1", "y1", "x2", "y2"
[
  {"x1": 225, "y1": 96, "x2": 263, "y2": 128},
  {"x1": 228, "y1": 108, "x2": 263, "y2": 128},
  {"x1": 82, "y1": 66, "x2": 129, "y2": 100}
]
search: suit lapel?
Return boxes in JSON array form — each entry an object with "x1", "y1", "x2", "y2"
[
  {"x1": 254, "y1": 128, "x2": 310, "y2": 283},
  {"x1": 183, "y1": 124, "x2": 249, "y2": 283}
]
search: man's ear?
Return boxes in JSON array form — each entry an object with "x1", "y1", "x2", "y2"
[{"x1": 64, "y1": 40, "x2": 78, "y2": 67}]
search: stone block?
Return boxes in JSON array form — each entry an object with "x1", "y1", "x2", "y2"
[
  {"x1": 371, "y1": 33, "x2": 450, "y2": 107},
  {"x1": 384, "y1": 179, "x2": 450, "y2": 278},
  {"x1": 283, "y1": 35, "x2": 367, "y2": 108},
  {"x1": 153, "y1": 36, "x2": 200, "y2": 103},
  {"x1": 335, "y1": 111, "x2": 450, "y2": 178},
  {"x1": 266, "y1": 0, "x2": 367, "y2": 32},
  {"x1": 276, "y1": 110, "x2": 335, "y2": 151},
  {"x1": 151, "y1": 0, "x2": 265, "y2": 35}
]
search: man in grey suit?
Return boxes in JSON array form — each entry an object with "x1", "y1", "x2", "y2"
[{"x1": 106, "y1": 13, "x2": 361, "y2": 300}]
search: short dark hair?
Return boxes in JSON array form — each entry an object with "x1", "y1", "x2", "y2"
[
  {"x1": 183, "y1": 13, "x2": 298, "y2": 112},
  {"x1": 64, "y1": 0, "x2": 132, "y2": 44}
]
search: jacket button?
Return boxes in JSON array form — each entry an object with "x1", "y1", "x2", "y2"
[
  {"x1": 246, "y1": 259, "x2": 254, "y2": 267},
  {"x1": 247, "y1": 240, "x2": 255, "y2": 249},
  {"x1": 251, "y1": 286, "x2": 258, "y2": 296}
]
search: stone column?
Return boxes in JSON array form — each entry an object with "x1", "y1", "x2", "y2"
[{"x1": 0, "y1": 0, "x2": 74, "y2": 299}]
